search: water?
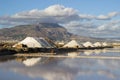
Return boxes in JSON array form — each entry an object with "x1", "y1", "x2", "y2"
[{"x1": 0, "y1": 48, "x2": 120, "y2": 80}]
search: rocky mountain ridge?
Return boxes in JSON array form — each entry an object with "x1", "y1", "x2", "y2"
[{"x1": 0, "y1": 23, "x2": 73, "y2": 41}]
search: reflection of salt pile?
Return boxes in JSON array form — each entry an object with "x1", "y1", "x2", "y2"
[
  {"x1": 68, "y1": 52, "x2": 78, "y2": 57},
  {"x1": 23, "y1": 58, "x2": 41, "y2": 67},
  {"x1": 84, "y1": 50, "x2": 94, "y2": 55},
  {"x1": 84, "y1": 49, "x2": 107, "y2": 55},
  {"x1": 102, "y1": 49, "x2": 107, "y2": 53},
  {"x1": 94, "y1": 50, "x2": 102, "y2": 54}
]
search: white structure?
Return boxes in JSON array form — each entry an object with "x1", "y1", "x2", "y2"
[
  {"x1": 93, "y1": 42, "x2": 102, "y2": 47},
  {"x1": 82, "y1": 41, "x2": 94, "y2": 47},
  {"x1": 13, "y1": 37, "x2": 52, "y2": 48},
  {"x1": 63, "y1": 40, "x2": 81, "y2": 48},
  {"x1": 56, "y1": 41, "x2": 65, "y2": 47},
  {"x1": 102, "y1": 42, "x2": 108, "y2": 46}
]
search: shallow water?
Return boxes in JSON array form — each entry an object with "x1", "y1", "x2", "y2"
[{"x1": 0, "y1": 48, "x2": 120, "y2": 80}]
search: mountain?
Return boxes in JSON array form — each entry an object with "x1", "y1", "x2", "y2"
[
  {"x1": 0, "y1": 23, "x2": 73, "y2": 41},
  {"x1": 0, "y1": 23, "x2": 115, "y2": 42}
]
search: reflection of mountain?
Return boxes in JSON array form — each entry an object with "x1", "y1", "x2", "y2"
[
  {"x1": 4, "y1": 57, "x2": 76, "y2": 80},
  {"x1": 1, "y1": 57, "x2": 120, "y2": 80},
  {"x1": 11, "y1": 64, "x2": 76, "y2": 80},
  {"x1": 61, "y1": 58, "x2": 120, "y2": 80},
  {"x1": 0, "y1": 49, "x2": 120, "y2": 80}
]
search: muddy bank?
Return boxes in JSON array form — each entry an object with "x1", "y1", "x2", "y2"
[{"x1": 0, "y1": 42, "x2": 114, "y2": 56}]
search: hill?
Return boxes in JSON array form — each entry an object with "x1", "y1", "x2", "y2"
[
  {"x1": 0, "y1": 23, "x2": 115, "y2": 42},
  {"x1": 0, "y1": 23, "x2": 73, "y2": 41}
]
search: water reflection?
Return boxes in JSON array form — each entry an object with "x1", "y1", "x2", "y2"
[
  {"x1": 67, "y1": 52, "x2": 79, "y2": 58},
  {"x1": 0, "y1": 56, "x2": 16, "y2": 63},
  {"x1": 83, "y1": 49, "x2": 107, "y2": 56},
  {"x1": 15, "y1": 56, "x2": 56, "y2": 67},
  {"x1": 0, "y1": 48, "x2": 120, "y2": 80},
  {"x1": 83, "y1": 50, "x2": 94, "y2": 55},
  {"x1": 23, "y1": 57, "x2": 41, "y2": 67}
]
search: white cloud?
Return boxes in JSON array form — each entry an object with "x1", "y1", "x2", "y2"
[
  {"x1": 10, "y1": 4, "x2": 79, "y2": 24},
  {"x1": 108, "y1": 12, "x2": 119, "y2": 17},
  {"x1": 79, "y1": 12, "x2": 120, "y2": 20},
  {"x1": 1, "y1": 4, "x2": 119, "y2": 26},
  {"x1": 13, "y1": 9, "x2": 44, "y2": 18},
  {"x1": 97, "y1": 15, "x2": 111, "y2": 20},
  {"x1": 0, "y1": 4, "x2": 120, "y2": 38},
  {"x1": 96, "y1": 12, "x2": 120, "y2": 20},
  {"x1": 44, "y1": 4, "x2": 78, "y2": 16},
  {"x1": 79, "y1": 14, "x2": 96, "y2": 20},
  {"x1": 97, "y1": 25, "x2": 106, "y2": 30},
  {"x1": 64, "y1": 20, "x2": 120, "y2": 38},
  {"x1": 97, "y1": 20, "x2": 120, "y2": 31}
]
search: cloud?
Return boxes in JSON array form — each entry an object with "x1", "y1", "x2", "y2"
[
  {"x1": 97, "y1": 20, "x2": 120, "y2": 31},
  {"x1": 64, "y1": 21, "x2": 97, "y2": 36},
  {"x1": 0, "y1": 5, "x2": 78, "y2": 26},
  {"x1": 79, "y1": 12, "x2": 120, "y2": 20},
  {"x1": 96, "y1": 12, "x2": 120, "y2": 20},
  {"x1": 0, "y1": 4, "x2": 119, "y2": 26},
  {"x1": 97, "y1": 15, "x2": 111, "y2": 20},
  {"x1": 79, "y1": 14, "x2": 96, "y2": 20},
  {"x1": 0, "y1": 4, "x2": 120, "y2": 38},
  {"x1": 13, "y1": 5, "x2": 78, "y2": 18},
  {"x1": 108, "y1": 12, "x2": 119, "y2": 17},
  {"x1": 10, "y1": 4, "x2": 79, "y2": 24},
  {"x1": 44, "y1": 5, "x2": 78, "y2": 16},
  {"x1": 64, "y1": 20, "x2": 120, "y2": 38}
]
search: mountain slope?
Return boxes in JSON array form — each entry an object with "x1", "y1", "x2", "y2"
[{"x1": 0, "y1": 23, "x2": 73, "y2": 41}]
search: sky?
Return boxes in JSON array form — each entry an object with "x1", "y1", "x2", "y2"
[{"x1": 0, "y1": 0, "x2": 120, "y2": 38}]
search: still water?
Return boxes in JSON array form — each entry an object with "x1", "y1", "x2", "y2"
[{"x1": 0, "y1": 48, "x2": 120, "y2": 80}]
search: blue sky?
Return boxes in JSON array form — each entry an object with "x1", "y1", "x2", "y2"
[
  {"x1": 0, "y1": 0, "x2": 119, "y2": 15},
  {"x1": 0, "y1": 0, "x2": 120, "y2": 38}
]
